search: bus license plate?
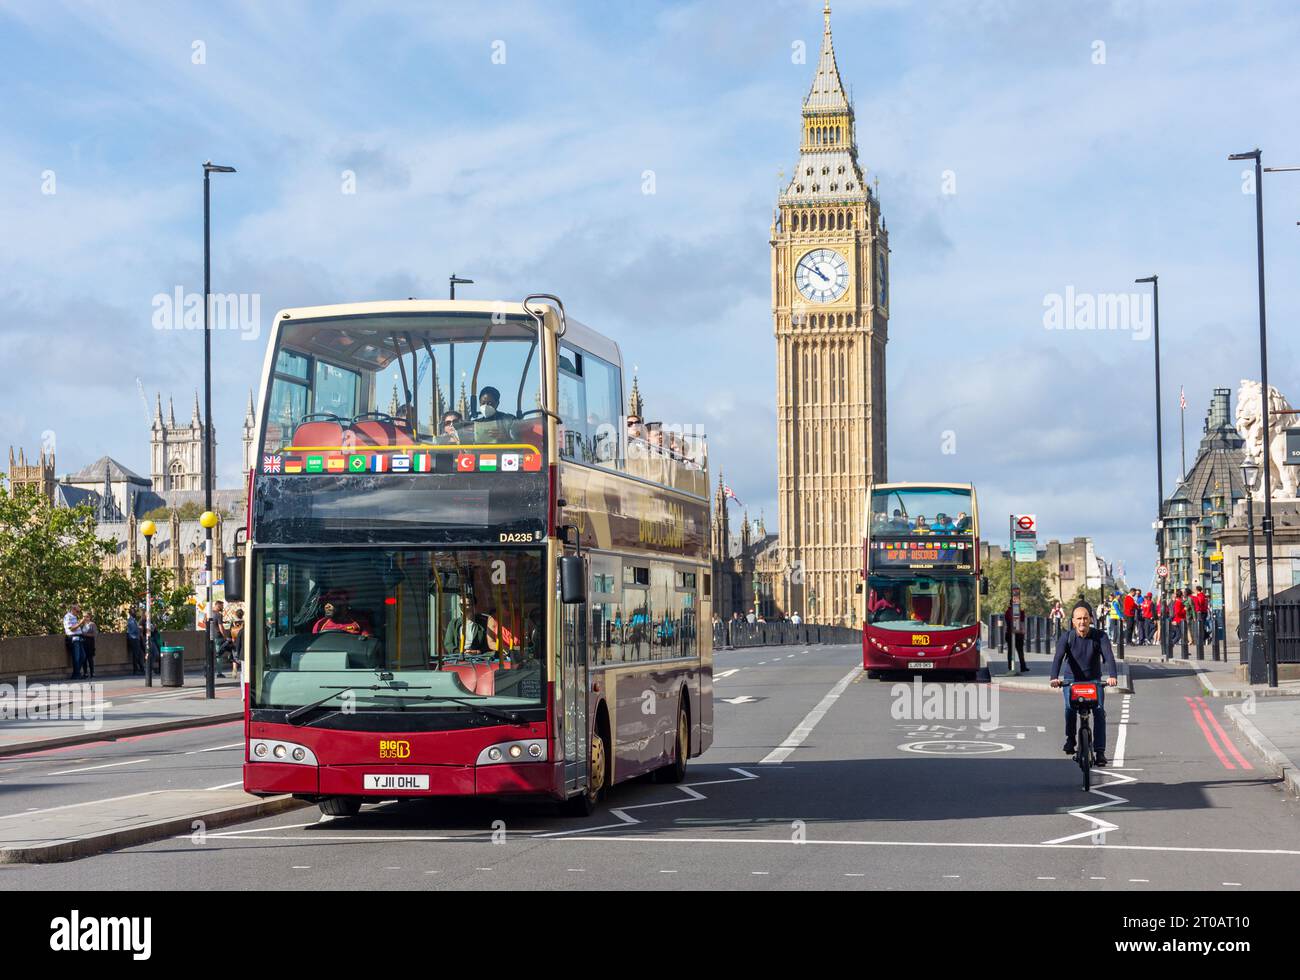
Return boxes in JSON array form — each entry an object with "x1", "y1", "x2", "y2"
[
  {"x1": 907, "y1": 662, "x2": 935, "y2": 669},
  {"x1": 364, "y1": 774, "x2": 430, "y2": 791}
]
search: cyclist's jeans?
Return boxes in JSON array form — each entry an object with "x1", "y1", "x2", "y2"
[{"x1": 1063, "y1": 682, "x2": 1107, "y2": 754}]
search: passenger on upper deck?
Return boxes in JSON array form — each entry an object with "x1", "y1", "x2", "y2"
[
  {"x1": 912, "y1": 514, "x2": 931, "y2": 533},
  {"x1": 472, "y1": 386, "x2": 515, "y2": 443},
  {"x1": 437, "y1": 410, "x2": 463, "y2": 445},
  {"x1": 311, "y1": 590, "x2": 371, "y2": 637},
  {"x1": 931, "y1": 513, "x2": 957, "y2": 534},
  {"x1": 887, "y1": 509, "x2": 910, "y2": 532},
  {"x1": 954, "y1": 511, "x2": 972, "y2": 533}
]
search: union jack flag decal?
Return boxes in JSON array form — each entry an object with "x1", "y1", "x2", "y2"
[{"x1": 262, "y1": 454, "x2": 282, "y2": 473}]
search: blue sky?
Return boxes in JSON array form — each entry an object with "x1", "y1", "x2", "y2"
[{"x1": 2, "y1": 0, "x2": 1299, "y2": 581}]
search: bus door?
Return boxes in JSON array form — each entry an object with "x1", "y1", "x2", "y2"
[{"x1": 561, "y1": 559, "x2": 590, "y2": 796}]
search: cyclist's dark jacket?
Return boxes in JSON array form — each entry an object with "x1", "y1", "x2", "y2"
[{"x1": 1051, "y1": 627, "x2": 1117, "y2": 682}]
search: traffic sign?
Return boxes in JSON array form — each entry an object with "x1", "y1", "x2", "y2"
[
  {"x1": 1015, "y1": 514, "x2": 1036, "y2": 532},
  {"x1": 1157, "y1": 564, "x2": 1169, "y2": 578}
]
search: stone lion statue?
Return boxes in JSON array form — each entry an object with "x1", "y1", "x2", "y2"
[{"x1": 1236, "y1": 380, "x2": 1300, "y2": 499}]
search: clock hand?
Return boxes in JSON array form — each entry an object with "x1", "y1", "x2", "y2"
[{"x1": 812, "y1": 264, "x2": 830, "y2": 282}]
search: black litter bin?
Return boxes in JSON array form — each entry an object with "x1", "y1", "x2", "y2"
[{"x1": 160, "y1": 645, "x2": 185, "y2": 687}]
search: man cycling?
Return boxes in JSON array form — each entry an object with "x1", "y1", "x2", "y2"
[{"x1": 1050, "y1": 601, "x2": 1118, "y2": 766}]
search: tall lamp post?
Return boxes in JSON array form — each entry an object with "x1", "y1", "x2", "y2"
[
  {"x1": 142, "y1": 520, "x2": 156, "y2": 687},
  {"x1": 202, "y1": 161, "x2": 236, "y2": 700},
  {"x1": 1241, "y1": 461, "x2": 1267, "y2": 685},
  {"x1": 1135, "y1": 275, "x2": 1170, "y2": 659},
  {"x1": 1228, "y1": 149, "x2": 1293, "y2": 688},
  {"x1": 449, "y1": 274, "x2": 473, "y2": 299}
]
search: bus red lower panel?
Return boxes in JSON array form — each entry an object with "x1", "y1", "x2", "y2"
[{"x1": 245, "y1": 762, "x2": 563, "y2": 798}]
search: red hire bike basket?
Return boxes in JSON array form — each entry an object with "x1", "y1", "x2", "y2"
[{"x1": 1068, "y1": 682, "x2": 1099, "y2": 708}]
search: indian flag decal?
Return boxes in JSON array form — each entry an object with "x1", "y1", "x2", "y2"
[{"x1": 478, "y1": 454, "x2": 498, "y2": 471}]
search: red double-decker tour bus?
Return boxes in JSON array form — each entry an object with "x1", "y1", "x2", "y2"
[
  {"x1": 229, "y1": 297, "x2": 713, "y2": 817},
  {"x1": 863, "y1": 482, "x2": 985, "y2": 680}
]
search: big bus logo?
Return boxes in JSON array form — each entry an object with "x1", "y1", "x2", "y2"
[
  {"x1": 911, "y1": 634, "x2": 931, "y2": 646},
  {"x1": 379, "y1": 739, "x2": 411, "y2": 759}
]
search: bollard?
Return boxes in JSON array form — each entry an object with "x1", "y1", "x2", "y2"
[
  {"x1": 1180, "y1": 618, "x2": 1190, "y2": 660},
  {"x1": 1212, "y1": 611, "x2": 1221, "y2": 661},
  {"x1": 1195, "y1": 613, "x2": 1205, "y2": 661},
  {"x1": 1116, "y1": 616, "x2": 1125, "y2": 660}
]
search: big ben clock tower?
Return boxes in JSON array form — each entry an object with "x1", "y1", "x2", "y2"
[{"x1": 772, "y1": 2, "x2": 889, "y2": 626}]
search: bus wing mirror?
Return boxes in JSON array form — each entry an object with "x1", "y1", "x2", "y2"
[
  {"x1": 223, "y1": 555, "x2": 246, "y2": 602},
  {"x1": 980, "y1": 576, "x2": 989, "y2": 596},
  {"x1": 560, "y1": 554, "x2": 586, "y2": 605}
]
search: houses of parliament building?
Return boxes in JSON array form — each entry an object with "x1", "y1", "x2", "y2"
[{"x1": 712, "y1": 4, "x2": 890, "y2": 627}]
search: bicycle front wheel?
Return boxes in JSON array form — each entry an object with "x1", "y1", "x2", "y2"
[{"x1": 1078, "y1": 723, "x2": 1092, "y2": 791}]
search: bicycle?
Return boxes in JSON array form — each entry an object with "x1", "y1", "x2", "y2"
[{"x1": 1065, "y1": 681, "x2": 1100, "y2": 791}]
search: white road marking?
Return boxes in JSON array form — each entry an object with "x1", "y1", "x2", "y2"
[
  {"x1": 1223, "y1": 882, "x2": 1242, "y2": 887},
  {"x1": 292, "y1": 865, "x2": 310, "y2": 870},
  {"x1": 562, "y1": 836, "x2": 1300, "y2": 857},
  {"x1": 1037, "y1": 876, "x2": 1056, "y2": 880},
  {"x1": 533, "y1": 767, "x2": 760, "y2": 839},
  {"x1": 721, "y1": 696, "x2": 757, "y2": 705},
  {"x1": 761, "y1": 665, "x2": 863, "y2": 764},
  {"x1": 943, "y1": 875, "x2": 960, "y2": 879},
  {"x1": 751, "y1": 871, "x2": 769, "y2": 875},
  {"x1": 185, "y1": 742, "x2": 245, "y2": 755},
  {"x1": 1130, "y1": 879, "x2": 1149, "y2": 883},
  {"x1": 47, "y1": 758, "x2": 150, "y2": 776},
  {"x1": 714, "y1": 669, "x2": 741, "y2": 680},
  {"x1": 1042, "y1": 770, "x2": 1137, "y2": 845},
  {"x1": 1113, "y1": 694, "x2": 1132, "y2": 767},
  {"x1": 205, "y1": 780, "x2": 243, "y2": 791}
]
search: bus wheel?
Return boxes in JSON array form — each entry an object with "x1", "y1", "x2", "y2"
[
  {"x1": 866, "y1": 669, "x2": 881, "y2": 680},
  {"x1": 562, "y1": 726, "x2": 608, "y2": 817},
  {"x1": 654, "y1": 703, "x2": 689, "y2": 784},
  {"x1": 318, "y1": 797, "x2": 362, "y2": 818}
]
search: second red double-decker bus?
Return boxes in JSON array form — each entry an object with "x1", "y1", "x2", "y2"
[
  {"x1": 863, "y1": 482, "x2": 985, "y2": 680},
  {"x1": 229, "y1": 295, "x2": 713, "y2": 817}
]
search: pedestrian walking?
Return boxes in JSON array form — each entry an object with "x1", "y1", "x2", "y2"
[
  {"x1": 1191, "y1": 586, "x2": 1209, "y2": 642},
  {"x1": 212, "y1": 599, "x2": 231, "y2": 678},
  {"x1": 126, "y1": 607, "x2": 144, "y2": 674},
  {"x1": 1140, "y1": 592, "x2": 1154, "y2": 644},
  {"x1": 1171, "y1": 589, "x2": 1187, "y2": 647},
  {"x1": 1003, "y1": 600, "x2": 1028, "y2": 672},
  {"x1": 1049, "y1": 600, "x2": 1064, "y2": 643}
]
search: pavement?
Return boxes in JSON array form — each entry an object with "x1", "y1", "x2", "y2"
[
  {"x1": 986, "y1": 645, "x2": 1133, "y2": 694},
  {"x1": 4, "y1": 641, "x2": 1299, "y2": 890}
]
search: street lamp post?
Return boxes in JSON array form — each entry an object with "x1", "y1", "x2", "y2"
[
  {"x1": 142, "y1": 520, "x2": 156, "y2": 687},
  {"x1": 1229, "y1": 149, "x2": 1289, "y2": 688},
  {"x1": 1241, "y1": 460, "x2": 1267, "y2": 684},
  {"x1": 202, "y1": 161, "x2": 236, "y2": 700},
  {"x1": 1135, "y1": 275, "x2": 1170, "y2": 659},
  {"x1": 449, "y1": 274, "x2": 474, "y2": 299}
]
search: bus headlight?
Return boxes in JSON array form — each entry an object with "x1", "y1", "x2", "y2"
[
  {"x1": 478, "y1": 740, "x2": 548, "y2": 765},
  {"x1": 249, "y1": 739, "x2": 317, "y2": 766}
]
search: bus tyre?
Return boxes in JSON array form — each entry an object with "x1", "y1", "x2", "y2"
[
  {"x1": 975, "y1": 666, "x2": 991, "y2": 684},
  {"x1": 654, "y1": 703, "x2": 689, "y2": 784},
  {"x1": 319, "y1": 797, "x2": 362, "y2": 818},
  {"x1": 562, "y1": 726, "x2": 608, "y2": 817},
  {"x1": 866, "y1": 669, "x2": 881, "y2": 680}
]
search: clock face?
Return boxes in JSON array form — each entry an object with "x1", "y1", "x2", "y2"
[{"x1": 795, "y1": 248, "x2": 849, "y2": 304}]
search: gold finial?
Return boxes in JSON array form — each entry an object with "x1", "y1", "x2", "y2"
[{"x1": 824, "y1": 2, "x2": 831, "y2": 29}]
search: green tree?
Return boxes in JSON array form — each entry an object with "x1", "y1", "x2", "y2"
[
  {"x1": 983, "y1": 558, "x2": 1057, "y2": 618},
  {"x1": 0, "y1": 478, "x2": 197, "y2": 637},
  {"x1": 0, "y1": 481, "x2": 113, "y2": 638}
]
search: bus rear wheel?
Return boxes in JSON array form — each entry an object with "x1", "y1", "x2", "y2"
[
  {"x1": 653, "y1": 703, "x2": 689, "y2": 784},
  {"x1": 318, "y1": 797, "x2": 362, "y2": 818}
]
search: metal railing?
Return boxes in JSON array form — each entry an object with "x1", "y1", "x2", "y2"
[{"x1": 712, "y1": 621, "x2": 862, "y2": 650}]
